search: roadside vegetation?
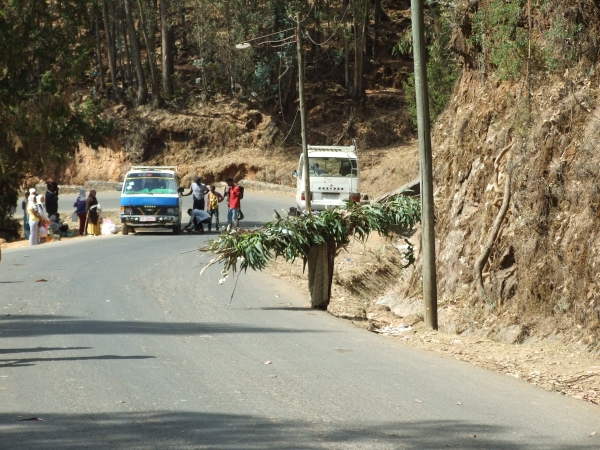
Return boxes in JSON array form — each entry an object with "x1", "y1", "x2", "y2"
[{"x1": 200, "y1": 196, "x2": 420, "y2": 309}]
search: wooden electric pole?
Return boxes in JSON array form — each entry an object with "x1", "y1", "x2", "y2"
[
  {"x1": 296, "y1": 12, "x2": 312, "y2": 212},
  {"x1": 411, "y1": 0, "x2": 438, "y2": 329}
]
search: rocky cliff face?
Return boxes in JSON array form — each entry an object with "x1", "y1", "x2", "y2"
[{"x1": 411, "y1": 1, "x2": 600, "y2": 347}]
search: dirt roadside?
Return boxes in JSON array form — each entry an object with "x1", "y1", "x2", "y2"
[
  {"x1": 270, "y1": 242, "x2": 600, "y2": 407},
  {"x1": 0, "y1": 210, "x2": 123, "y2": 250},
  {"x1": 263, "y1": 192, "x2": 600, "y2": 407}
]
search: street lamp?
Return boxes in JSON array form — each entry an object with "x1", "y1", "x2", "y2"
[{"x1": 236, "y1": 13, "x2": 312, "y2": 212}]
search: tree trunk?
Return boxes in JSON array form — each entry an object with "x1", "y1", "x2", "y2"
[
  {"x1": 101, "y1": 0, "x2": 121, "y2": 100},
  {"x1": 373, "y1": 0, "x2": 381, "y2": 59},
  {"x1": 94, "y1": 15, "x2": 106, "y2": 92},
  {"x1": 123, "y1": 0, "x2": 148, "y2": 105},
  {"x1": 307, "y1": 240, "x2": 336, "y2": 310},
  {"x1": 113, "y1": 2, "x2": 127, "y2": 89},
  {"x1": 312, "y1": 0, "x2": 321, "y2": 54},
  {"x1": 362, "y1": 0, "x2": 369, "y2": 58},
  {"x1": 343, "y1": 0, "x2": 349, "y2": 88},
  {"x1": 120, "y1": 9, "x2": 134, "y2": 88},
  {"x1": 352, "y1": 0, "x2": 366, "y2": 100},
  {"x1": 160, "y1": 0, "x2": 174, "y2": 98},
  {"x1": 180, "y1": 10, "x2": 187, "y2": 51},
  {"x1": 136, "y1": 0, "x2": 162, "y2": 107}
]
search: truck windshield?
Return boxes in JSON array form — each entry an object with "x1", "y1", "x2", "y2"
[
  {"x1": 123, "y1": 173, "x2": 177, "y2": 194},
  {"x1": 307, "y1": 157, "x2": 357, "y2": 177}
]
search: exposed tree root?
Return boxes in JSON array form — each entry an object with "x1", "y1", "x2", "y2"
[{"x1": 474, "y1": 141, "x2": 513, "y2": 303}]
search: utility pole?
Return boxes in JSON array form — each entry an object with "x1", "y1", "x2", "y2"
[
  {"x1": 411, "y1": 0, "x2": 438, "y2": 329},
  {"x1": 296, "y1": 12, "x2": 312, "y2": 212}
]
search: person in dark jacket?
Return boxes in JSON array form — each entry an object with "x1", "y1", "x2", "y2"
[
  {"x1": 22, "y1": 191, "x2": 30, "y2": 239},
  {"x1": 85, "y1": 190, "x2": 101, "y2": 236},
  {"x1": 45, "y1": 181, "x2": 59, "y2": 218},
  {"x1": 73, "y1": 188, "x2": 87, "y2": 236}
]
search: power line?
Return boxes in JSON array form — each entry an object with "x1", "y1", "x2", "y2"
[
  {"x1": 277, "y1": 107, "x2": 301, "y2": 148},
  {"x1": 289, "y1": 3, "x2": 315, "y2": 24},
  {"x1": 305, "y1": 3, "x2": 351, "y2": 47}
]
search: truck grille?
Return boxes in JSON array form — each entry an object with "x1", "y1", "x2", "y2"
[{"x1": 135, "y1": 206, "x2": 166, "y2": 215}]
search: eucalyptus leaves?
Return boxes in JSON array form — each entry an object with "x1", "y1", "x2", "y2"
[{"x1": 200, "y1": 195, "x2": 421, "y2": 280}]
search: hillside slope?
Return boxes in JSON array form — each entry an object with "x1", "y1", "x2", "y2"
[{"x1": 390, "y1": 0, "x2": 600, "y2": 349}]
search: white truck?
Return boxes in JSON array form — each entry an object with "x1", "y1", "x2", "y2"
[{"x1": 293, "y1": 143, "x2": 360, "y2": 211}]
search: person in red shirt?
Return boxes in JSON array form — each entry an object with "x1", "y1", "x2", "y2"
[{"x1": 224, "y1": 177, "x2": 242, "y2": 231}]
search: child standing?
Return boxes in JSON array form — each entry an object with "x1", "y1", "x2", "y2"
[{"x1": 207, "y1": 185, "x2": 224, "y2": 232}]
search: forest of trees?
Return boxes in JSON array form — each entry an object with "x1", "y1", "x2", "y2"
[
  {"x1": 2, "y1": 0, "x2": 395, "y2": 110},
  {"x1": 0, "y1": 0, "x2": 414, "y2": 238}
]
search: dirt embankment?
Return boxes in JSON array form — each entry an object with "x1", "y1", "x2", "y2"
[{"x1": 385, "y1": 3, "x2": 600, "y2": 351}]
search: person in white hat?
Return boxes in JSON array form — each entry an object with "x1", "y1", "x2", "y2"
[{"x1": 26, "y1": 188, "x2": 41, "y2": 245}]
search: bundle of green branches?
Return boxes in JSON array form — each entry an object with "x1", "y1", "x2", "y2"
[{"x1": 200, "y1": 196, "x2": 421, "y2": 276}]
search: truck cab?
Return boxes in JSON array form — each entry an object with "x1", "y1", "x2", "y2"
[
  {"x1": 118, "y1": 166, "x2": 184, "y2": 235},
  {"x1": 293, "y1": 144, "x2": 360, "y2": 211}
]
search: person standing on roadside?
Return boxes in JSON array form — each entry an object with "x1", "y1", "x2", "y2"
[
  {"x1": 21, "y1": 191, "x2": 30, "y2": 239},
  {"x1": 35, "y1": 194, "x2": 49, "y2": 221},
  {"x1": 27, "y1": 190, "x2": 41, "y2": 246},
  {"x1": 73, "y1": 188, "x2": 87, "y2": 236},
  {"x1": 45, "y1": 181, "x2": 59, "y2": 219},
  {"x1": 207, "y1": 185, "x2": 224, "y2": 232},
  {"x1": 224, "y1": 177, "x2": 242, "y2": 231},
  {"x1": 35, "y1": 194, "x2": 49, "y2": 243},
  {"x1": 181, "y1": 176, "x2": 209, "y2": 211},
  {"x1": 86, "y1": 190, "x2": 101, "y2": 236}
]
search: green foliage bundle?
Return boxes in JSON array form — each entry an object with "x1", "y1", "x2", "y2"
[{"x1": 200, "y1": 196, "x2": 421, "y2": 275}]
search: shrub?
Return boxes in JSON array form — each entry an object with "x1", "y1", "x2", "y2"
[{"x1": 471, "y1": 0, "x2": 528, "y2": 80}]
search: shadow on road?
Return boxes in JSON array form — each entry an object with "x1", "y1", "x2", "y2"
[
  {"x1": 0, "y1": 315, "x2": 324, "y2": 338},
  {"x1": 257, "y1": 307, "x2": 312, "y2": 312},
  {"x1": 0, "y1": 355, "x2": 155, "y2": 368},
  {"x1": 0, "y1": 347, "x2": 92, "y2": 355},
  {"x1": 0, "y1": 411, "x2": 589, "y2": 449}
]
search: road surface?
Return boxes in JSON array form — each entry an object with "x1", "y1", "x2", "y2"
[{"x1": 1, "y1": 193, "x2": 599, "y2": 449}]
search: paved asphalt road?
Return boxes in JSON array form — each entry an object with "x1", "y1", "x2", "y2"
[{"x1": 1, "y1": 193, "x2": 600, "y2": 449}]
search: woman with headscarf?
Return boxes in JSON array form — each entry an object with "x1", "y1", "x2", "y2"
[
  {"x1": 26, "y1": 191, "x2": 41, "y2": 246},
  {"x1": 35, "y1": 195, "x2": 49, "y2": 221},
  {"x1": 86, "y1": 190, "x2": 101, "y2": 236},
  {"x1": 74, "y1": 188, "x2": 87, "y2": 236},
  {"x1": 35, "y1": 195, "x2": 49, "y2": 242}
]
